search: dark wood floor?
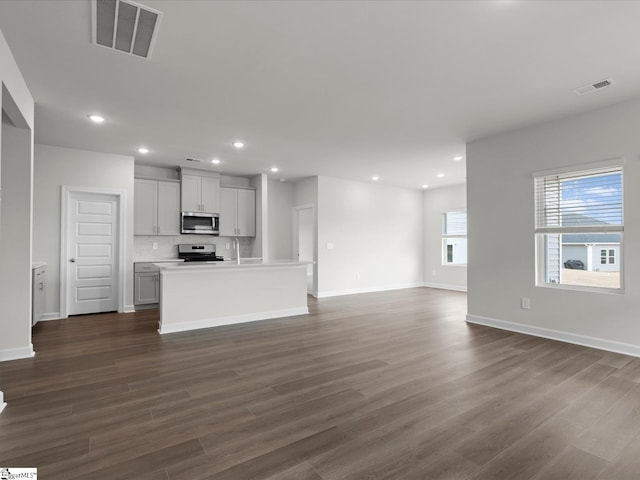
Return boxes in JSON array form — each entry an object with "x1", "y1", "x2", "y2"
[{"x1": 1, "y1": 288, "x2": 640, "y2": 479}]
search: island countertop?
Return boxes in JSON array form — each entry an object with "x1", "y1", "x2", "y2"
[{"x1": 154, "y1": 259, "x2": 309, "y2": 271}]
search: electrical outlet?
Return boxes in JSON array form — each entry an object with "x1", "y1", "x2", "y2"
[
  {"x1": 326, "y1": 242, "x2": 334, "y2": 250},
  {"x1": 225, "y1": 243, "x2": 230, "y2": 250},
  {"x1": 356, "y1": 273, "x2": 360, "y2": 280},
  {"x1": 521, "y1": 297, "x2": 531, "y2": 310},
  {"x1": 152, "y1": 242, "x2": 158, "y2": 250}
]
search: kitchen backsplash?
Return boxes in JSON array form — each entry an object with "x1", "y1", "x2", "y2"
[{"x1": 134, "y1": 235, "x2": 255, "y2": 260}]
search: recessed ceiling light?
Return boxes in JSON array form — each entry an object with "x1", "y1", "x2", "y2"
[
  {"x1": 437, "y1": 173, "x2": 445, "y2": 178},
  {"x1": 372, "y1": 176, "x2": 379, "y2": 181},
  {"x1": 270, "y1": 167, "x2": 279, "y2": 172},
  {"x1": 232, "y1": 141, "x2": 245, "y2": 149},
  {"x1": 211, "y1": 158, "x2": 221, "y2": 165},
  {"x1": 453, "y1": 156, "x2": 463, "y2": 161},
  {"x1": 88, "y1": 114, "x2": 105, "y2": 123},
  {"x1": 280, "y1": 178, "x2": 285, "y2": 182},
  {"x1": 422, "y1": 184, "x2": 429, "y2": 189},
  {"x1": 137, "y1": 147, "x2": 149, "y2": 154}
]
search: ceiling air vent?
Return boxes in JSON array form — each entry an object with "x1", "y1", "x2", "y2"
[
  {"x1": 573, "y1": 78, "x2": 615, "y2": 96},
  {"x1": 186, "y1": 158, "x2": 203, "y2": 163},
  {"x1": 92, "y1": 0, "x2": 162, "y2": 59}
]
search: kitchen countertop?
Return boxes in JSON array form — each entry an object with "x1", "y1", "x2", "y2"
[
  {"x1": 134, "y1": 258, "x2": 184, "y2": 263},
  {"x1": 154, "y1": 259, "x2": 309, "y2": 271}
]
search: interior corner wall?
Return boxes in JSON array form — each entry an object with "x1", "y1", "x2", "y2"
[
  {"x1": 316, "y1": 176, "x2": 423, "y2": 297},
  {"x1": 0, "y1": 30, "x2": 35, "y2": 417},
  {"x1": 0, "y1": 114, "x2": 33, "y2": 361},
  {"x1": 467, "y1": 98, "x2": 640, "y2": 352},
  {"x1": 268, "y1": 179, "x2": 294, "y2": 260},
  {"x1": 423, "y1": 183, "x2": 467, "y2": 291},
  {"x1": 33, "y1": 144, "x2": 135, "y2": 316}
]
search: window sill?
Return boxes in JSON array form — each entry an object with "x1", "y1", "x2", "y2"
[{"x1": 535, "y1": 282, "x2": 624, "y2": 295}]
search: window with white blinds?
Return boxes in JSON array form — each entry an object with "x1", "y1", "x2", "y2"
[
  {"x1": 442, "y1": 211, "x2": 467, "y2": 265},
  {"x1": 534, "y1": 164, "x2": 623, "y2": 290}
]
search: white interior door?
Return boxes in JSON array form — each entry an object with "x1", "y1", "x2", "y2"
[
  {"x1": 66, "y1": 192, "x2": 119, "y2": 315},
  {"x1": 295, "y1": 206, "x2": 314, "y2": 294}
]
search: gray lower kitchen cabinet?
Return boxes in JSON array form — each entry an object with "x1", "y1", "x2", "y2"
[
  {"x1": 134, "y1": 178, "x2": 180, "y2": 235},
  {"x1": 134, "y1": 263, "x2": 159, "y2": 306},
  {"x1": 219, "y1": 186, "x2": 256, "y2": 237}
]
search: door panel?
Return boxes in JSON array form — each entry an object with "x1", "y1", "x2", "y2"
[
  {"x1": 157, "y1": 181, "x2": 180, "y2": 235},
  {"x1": 237, "y1": 188, "x2": 256, "y2": 237},
  {"x1": 67, "y1": 192, "x2": 119, "y2": 315},
  {"x1": 296, "y1": 207, "x2": 314, "y2": 294},
  {"x1": 219, "y1": 187, "x2": 237, "y2": 236},
  {"x1": 134, "y1": 178, "x2": 157, "y2": 235},
  {"x1": 201, "y1": 176, "x2": 220, "y2": 213},
  {"x1": 181, "y1": 175, "x2": 201, "y2": 212}
]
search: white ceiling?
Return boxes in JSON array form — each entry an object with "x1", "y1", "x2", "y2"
[{"x1": 1, "y1": 0, "x2": 640, "y2": 189}]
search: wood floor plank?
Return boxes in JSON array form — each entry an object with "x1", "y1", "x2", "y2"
[
  {"x1": 469, "y1": 417, "x2": 583, "y2": 480},
  {"x1": 531, "y1": 446, "x2": 609, "y2": 480},
  {"x1": 0, "y1": 288, "x2": 637, "y2": 479}
]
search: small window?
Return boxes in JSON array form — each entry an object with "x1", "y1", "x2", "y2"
[
  {"x1": 442, "y1": 211, "x2": 467, "y2": 265},
  {"x1": 535, "y1": 163, "x2": 623, "y2": 291}
]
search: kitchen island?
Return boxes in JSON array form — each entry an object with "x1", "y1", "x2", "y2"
[{"x1": 154, "y1": 260, "x2": 309, "y2": 334}]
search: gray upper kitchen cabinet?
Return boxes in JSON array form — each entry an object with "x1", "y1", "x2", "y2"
[
  {"x1": 180, "y1": 168, "x2": 220, "y2": 213},
  {"x1": 219, "y1": 186, "x2": 256, "y2": 237},
  {"x1": 134, "y1": 178, "x2": 180, "y2": 235}
]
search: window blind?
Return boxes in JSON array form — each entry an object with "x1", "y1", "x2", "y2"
[
  {"x1": 534, "y1": 165, "x2": 623, "y2": 234},
  {"x1": 443, "y1": 211, "x2": 467, "y2": 236}
]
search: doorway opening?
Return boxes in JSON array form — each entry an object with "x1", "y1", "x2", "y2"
[{"x1": 293, "y1": 204, "x2": 316, "y2": 296}]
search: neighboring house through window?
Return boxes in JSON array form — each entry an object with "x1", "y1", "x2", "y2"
[
  {"x1": 442, "y1": 211, "x2": 467, "y2": 265},
  {"x1": 534, "y1": 162, "x2": 623, "y2": 290}
]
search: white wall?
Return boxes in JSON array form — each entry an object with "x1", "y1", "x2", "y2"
[
  {"x1": 467, "y1": 98, "x2": 640, "y2": 354},
  {"x1": 316, "y1": 176, "x2": 423, "y2": 297},
  {"x1": 0, "y1": 27, "x2": 34, "y2": 413},
  {"x1": 33, "y1": 144, "x2": 135, "y2": 316},
  {"x1": 268, "y1": 179, "x2": 294, "y2": 260},
  {"x1": 423, "y1": 184, "x2": 467, "y2": 291},
  {"x1": 135, "y1": 164, "x2": 178, "y2": 180},
  {"x1": 0, "y1": 115, "x2": 33, "y2": 362}
]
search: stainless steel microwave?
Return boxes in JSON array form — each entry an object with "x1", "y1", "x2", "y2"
[{"x1": 181, "y1": 212, "x2": 220, "y2": 235}]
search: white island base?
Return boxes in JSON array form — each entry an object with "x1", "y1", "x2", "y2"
[{"x1": 155, "y1": 261, "x2": 309, "y2": 334}]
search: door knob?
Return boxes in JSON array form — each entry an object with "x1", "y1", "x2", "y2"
[{"x1": 69, "y1": 258, "x2": 76, "y2": 263}]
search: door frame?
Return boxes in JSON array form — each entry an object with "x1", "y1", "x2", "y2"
[
  {"x1": 60, "y1": 186, "x2": 127, "y2": 318},
  {"x1": 292, "y1": 203, "x2": 316, "y2": 297}
]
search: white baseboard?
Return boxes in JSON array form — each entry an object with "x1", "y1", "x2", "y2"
[
  {"x1": 159, "y1": 307, "x2": 309, "y2": 334},
  {"x1": 316, "y1": 282, "x2": 424, "y2": 299},
  {"x1": 0, "y1": 391, "x2": 5, "y2": 415},
  {"x1": 466, "y1": 314, "x2": 640, "y2": 358},
  {"x1": 0, "y1": 344, "x2": 35, "y2": 362},
  {"x1": 123, "y1": 304, "x2": 135, "y2": 313},
  {"x1": 423, "y1": 282, "x2": 467, "y2": 292},
  {"x1": 39, "y1": 312, "x2": 62, "y2": 322}
]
